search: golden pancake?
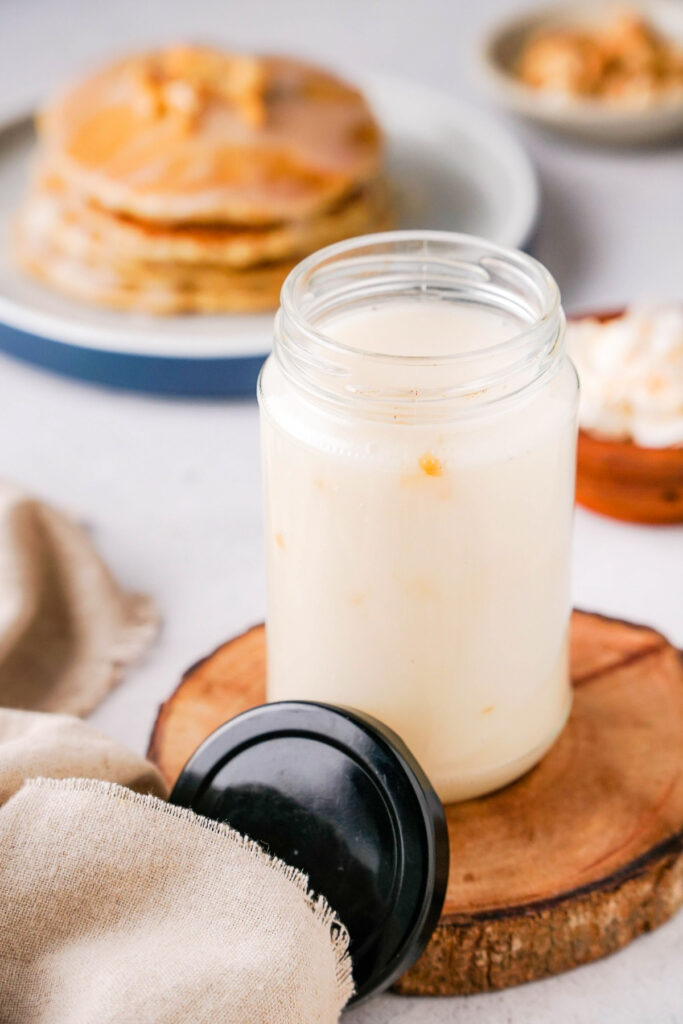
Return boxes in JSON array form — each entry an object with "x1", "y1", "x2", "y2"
[
  {"x1": 14, "y1": 201, "x2": 393, "y2": 314},
  {"x1": 15, "y1": 46, "x2": 391, "y2": 315},
  {"x1": 19, "y1": 173, "x2": 392, "y2": 269},
  {"x1": 15, "y1": 229, "x2": 295, "y2": 313},
  {"x1": 40, "y1": 48, "x2": 383, "y2": 225}
]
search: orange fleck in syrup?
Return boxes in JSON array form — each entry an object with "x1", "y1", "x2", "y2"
[
  {"x1": 274, "y1": 532, "x2": 285, "y2": 550},
  {"x1": 418, "y1": 453, "x2": 443, "y2": 477}
]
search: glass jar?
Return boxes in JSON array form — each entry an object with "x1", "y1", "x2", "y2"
[{"x1": 258, "y1": 231, "x2": 578, "y2": 803}]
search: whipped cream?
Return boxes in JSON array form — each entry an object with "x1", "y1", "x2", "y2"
[{"x1": 567, "y1": 305, "x2": 683, "y2": 448}]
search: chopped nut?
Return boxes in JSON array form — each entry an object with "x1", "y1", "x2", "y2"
[
  {"x1": 516, "y1": 11, "x2": 683, "y2": 107},
  {"x1": 518, "y1": 31, "x2": 605, "y2": 96},
  {"x1": 130, "y1": 49, "x2": 268, "y2": 128}
]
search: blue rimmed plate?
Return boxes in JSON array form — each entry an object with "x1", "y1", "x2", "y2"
[{"x1": 0, "y1": 75, "x2": 538, "y2": 396}]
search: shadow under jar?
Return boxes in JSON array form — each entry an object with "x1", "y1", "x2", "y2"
[{"x1": 258, "y1": 231, "x2": 579, "y2": 803}]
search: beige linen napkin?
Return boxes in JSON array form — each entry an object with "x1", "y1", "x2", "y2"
[
  {"x1": 0, "y1": 481, "x2": 157, "y2": 714},
  {"x1": 0, "y1": 489, "x2": 353, "y2": 1021},
  {"x1": 0, "y1": 705, "x2": 167, "y2": 805},
  {"x1": 0, "y1": 709, "x2": 353, "y2": 1023},
  {"x1": 0, "y1": 778, "x2": 354, "y2": 1023}
]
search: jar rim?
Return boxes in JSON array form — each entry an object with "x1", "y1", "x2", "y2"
[
  {"x1": 273, "y1": 230, "x2": 566, "y2": 420},
  {"x1": 279, "y1": 230, "x2": 561, "y2": 364}
]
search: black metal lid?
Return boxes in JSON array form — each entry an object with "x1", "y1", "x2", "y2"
[{"x1": 170, "y1": 701, "x2": 449, "y2": 1003}]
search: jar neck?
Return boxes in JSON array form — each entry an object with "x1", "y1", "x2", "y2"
[{"x1": 274, "y1": 231, "x2": 565, "y2": 423}]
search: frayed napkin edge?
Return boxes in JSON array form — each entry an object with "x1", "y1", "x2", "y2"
[{"x1": 22, "y1": 776, "x2": 356, "y2": 1005}]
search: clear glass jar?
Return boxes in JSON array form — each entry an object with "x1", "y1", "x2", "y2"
[{"x1": 258, "y1": 231, "x2": 578, "y2": 803}]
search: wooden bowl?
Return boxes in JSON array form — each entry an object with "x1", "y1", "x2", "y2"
[
  {"x1": 570, "y1": 309, "x2": 683, "y2": 525},
  {"x1": 577, "y1": 430, "x2": 683, "y2": 524}
]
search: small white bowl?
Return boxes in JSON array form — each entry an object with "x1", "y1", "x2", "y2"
[{"x1": 479, "y1": 1, "x2": 683, "y2": 145}]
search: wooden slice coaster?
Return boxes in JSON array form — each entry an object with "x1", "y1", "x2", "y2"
[{"x1": 148, "y1": 611, "x2": 683, "y2": 995}]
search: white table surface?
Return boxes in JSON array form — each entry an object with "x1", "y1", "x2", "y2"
[{"x1": 0, "y1": 1, "x2": 682, "y2": 1021}]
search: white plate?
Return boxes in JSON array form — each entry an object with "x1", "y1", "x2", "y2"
[
  {"x1": 479, "y1": 1, "x2": 683, "y2": 145},
  {"x1": 0, "y1": 73, "x2": 538, "y2": 368}
]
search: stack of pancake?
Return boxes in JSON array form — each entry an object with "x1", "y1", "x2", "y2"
[{"x1": 14, "y1": 47, "x2": 391, "y2": 313}]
